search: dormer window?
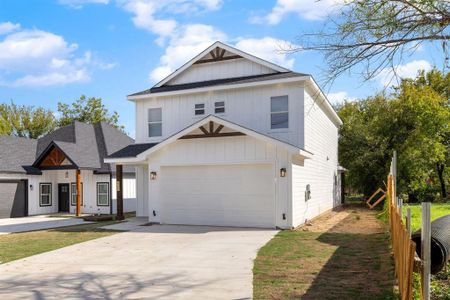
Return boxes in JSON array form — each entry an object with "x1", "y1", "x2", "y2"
[
  {"x1": 215, "y1": 101, "x2": 225, "y2": 114},
  {"x1": 270, "y1": 96, "x2": 288, "y2": 129},
  {"x1": 148, "y1": 108, "x2": 162, "y2": 137},
  {"x1": 195, "y1": 103, "x2": 205, "y2": 115}
]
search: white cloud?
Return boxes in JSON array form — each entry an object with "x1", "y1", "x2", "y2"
[
  {"x1": 0, "y1": 27, "x2": 113, "y2": 87},
  {"x1": 234, "y1": 37, "x2": 297, "y2": 69},
  {"x1": 376, "y1": 60, "x2": 433, "y2": 87},
  {"x1": 251, "y1": 0, "x2": 345, "y2": 24},
  {"x1": 121, "y1": 0, "x2": 177, "y2": 41},
  {"x1": 119, "y1": 0, "x2": 223, "y2": 45},
  {"x1": 118, "y1": 1, "x2": 298, "y2": 83},
  {"x1": 58, "y1": 0, "x2": 109, "y2": 9},
  {"x1": 327, "y1": 91, "x2": 355, "y2": 106},
  {"x1": 0, "y1": 22, "x2": 21, "y2": 35},
  {"x1": 150, "y1": 24, "x2": 226, "y2": 82}
]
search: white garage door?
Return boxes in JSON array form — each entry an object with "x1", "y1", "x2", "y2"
[{"x1": 161, "y1": 164, "x2": 275, "y2": 228}]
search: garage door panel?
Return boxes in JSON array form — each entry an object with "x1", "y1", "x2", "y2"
[
  {"x1": 161, "y1": 164, "x2": 275, "y2": 228},
  {"x1": 0, "y1": 180, "x2": 27, "y2": 218}
]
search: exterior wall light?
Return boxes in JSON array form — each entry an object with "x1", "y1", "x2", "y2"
[
  {"x1": 150, "y1": 171, "x2": 157, "y2": 180},
  {"x1": 30, "y1": 184, "x2": 33, "y2": 191},
  {"x1": 65, "y1": 171, "x2": 69, "y2": 178},
  {"x1": 280, "y1": 168, "x2": 287, "y2": 177}
]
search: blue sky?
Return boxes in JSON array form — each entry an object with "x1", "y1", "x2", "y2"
[{"x1": 0, "y1": 0, "x2": 445, "y2": 137}]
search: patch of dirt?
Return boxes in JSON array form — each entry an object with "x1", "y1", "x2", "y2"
[{"x1": 299, "y1": 205, "x2": 387, "y2": 235}]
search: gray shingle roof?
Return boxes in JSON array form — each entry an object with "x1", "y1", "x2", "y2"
[
  {"x1": 129, "y1": 72, "x2": 308, "y2": 97},
  {"x1": 0, "y1": 136, "x2": 40, "y2": 174},
  {"x1": 107, "y1": 143, "x2": 158, "y2": 158},
  {"x1": 0, "y1": 121, "x2": 134, "y2": 174}
]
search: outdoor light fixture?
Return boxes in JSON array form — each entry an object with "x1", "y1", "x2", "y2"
[
  {"x1": 280, "y1": 168, "x2": 286, "y2": 177},
  {"x1": 150, "y1": 171, "x2": 157, "y2": 180},
  {"x1": 65, "y1": 171, "x2": 69, "y2": 178},
  {"x1": 30, "y1": 184, "x2": 33, "y2": 191}
]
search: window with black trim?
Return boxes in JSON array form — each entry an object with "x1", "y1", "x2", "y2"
[
  {"x1": 71, "y1": 182, "x2": 83, "y2": 206},
  {"x1": 214, "y1": 101, "x2": 225, "y2": 114},
  {"x1": 194, "y1": 103, "x2": 205, "y2": 115},
  {"x1": 39, "y1": 183, "x2": 52, "y2": 206},
  {"x1": 270, "y1": 95, "x2": 289, "y2": 129},
  {"x1": 148, "y1": 108, "x2": 162, "y2": 137},
  {"x1": 97, "y1": 182, "x2": 110, "y2": 206}
]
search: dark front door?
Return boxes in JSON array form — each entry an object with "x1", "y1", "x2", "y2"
[{"x1": 58, "y1": 184, "x2": 70, "y2": 213}]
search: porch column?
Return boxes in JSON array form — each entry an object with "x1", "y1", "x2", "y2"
[
  {"x1": 116, "y1": 164, "x2": 124, "y2": 220},
  {"x1": 76, "y1": 169, "x2": 81, "y2": 216}
]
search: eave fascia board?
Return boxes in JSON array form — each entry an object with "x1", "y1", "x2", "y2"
[
  {"x1": 128, "y1": 76, "x2": 309, "y2": 101},
  {"x1": 304, "y1": 77, "x2": 343, "y2": 127},
  {"x1": 103, "y1": 157, "x2": 145, "y2": 164}
]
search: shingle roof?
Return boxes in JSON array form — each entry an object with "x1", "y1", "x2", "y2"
[
  {"x1": 0, "y1": 122, "x2": 134, "y2": 174},
  {"x1": 0, "y1": 136, "x2": 41, "y2": 174},
  {"x1": 107, "y1": 143, "x2": 158, "y2": 158},
  {"x1": 129, "y1": 72, "x2": 308, "y2": 97}
]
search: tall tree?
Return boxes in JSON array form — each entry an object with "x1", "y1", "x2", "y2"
[
  {"x1": 338, "y1": 69, "x2": 450, "y2": 201},
  {"x1": 289, "y1": 0, "x2": 449, "y2": 83},
  {"x1": 57, "y1": 95, "x2": 123, "y2": 130},
  {"x1": 1, "y1": 102, "x2": 56, "y2": 139},
  {"x1": 403, "y1": 69, "x2": 450, "y2": 198},
  {"x1": 0, "y1": 104, "x2": 12, "y2": 135}
]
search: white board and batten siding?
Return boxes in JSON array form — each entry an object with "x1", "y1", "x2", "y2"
[
  {"x1": 166, "y1": 58, "x2": 276, "y2": 85},
  {"x1": 111, "y1": 173, "x2": 137, "y2": 214},
  {"x1": 138, "y1": 135, "x2": 291, "y2": 228},
  {"x1": 0, "y1": 170, "x2": 137, "y2": 216},
  {"x1": 135, "y1": 81, "x2": 305, "y2": 150},
  {"x1": 291, "y1": 89, "x2": 340, "y2": 227},
  {"x1": 129, "y1": 44, "x2": 342, "y2": 229}
]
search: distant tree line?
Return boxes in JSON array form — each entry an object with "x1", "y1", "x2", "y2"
[
  {"x1": 0, "y1": 95, "x2": 124, "y2": 139},
  {"x1": 338, "y1": 69, "x2": 450, "y2": 202}
]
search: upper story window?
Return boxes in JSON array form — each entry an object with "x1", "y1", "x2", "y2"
[
  {"x1": 215, "y1": 101, "x2": 225, "y2": 114},
  {"x1": 270, "y1": 96, "x2": 289, "y2": 129},
  {"x1": 148, "y1": 108, "x2": 162, "y2": 137},
  {"x1": 195, "y1": 103, "x2": 205, "y2": 115},
  {"x1": 39, "y1": 183, "x2": 52, "y2": 207}
]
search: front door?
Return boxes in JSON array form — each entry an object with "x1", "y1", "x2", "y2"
[{"x1": 58, "y1": 184, "x2": 70, "y2": 213}]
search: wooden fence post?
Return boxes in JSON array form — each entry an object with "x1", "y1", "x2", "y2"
[
  {"x1": 421, "y1": 202, "x2": 431, "y2": 300},
  {"x1": 406, "y1": 208, "x2": 411, "y2": 237}
]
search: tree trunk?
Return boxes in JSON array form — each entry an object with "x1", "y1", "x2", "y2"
[{"x1": 436, "y1": 162, "x2": 447, "y2": 199}]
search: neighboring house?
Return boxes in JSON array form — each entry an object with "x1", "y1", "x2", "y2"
[
  {"x1": 106, "y1": 41, "x2": 344, "y2": 229},
  {"x1": 0, "y1": 122, "x2": 136, "y2": 218}
]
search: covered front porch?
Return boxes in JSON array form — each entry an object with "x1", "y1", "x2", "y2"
[{"x1": 31, "y1": 143, "x2": 111, "y2": 216}]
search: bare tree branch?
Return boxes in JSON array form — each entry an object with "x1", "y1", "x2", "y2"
[{"x1": 286, "y1": 0, "x2": 450, "y2": 86}]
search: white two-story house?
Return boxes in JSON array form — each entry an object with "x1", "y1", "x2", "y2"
[{"x1": 105, "y1": 41, "x2": 343, "y2": 229}]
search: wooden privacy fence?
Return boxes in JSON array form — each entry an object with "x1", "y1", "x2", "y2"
[{"x1": 387, "y1": 174, "x2": 416, "y2": 300}]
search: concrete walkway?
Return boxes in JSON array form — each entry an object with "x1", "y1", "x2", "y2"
[
  {"x1": 0, "y1": 215, "x2": 91, "y2": 235},
  {"x1": 101, "y1": 216, "x2": 149, "y2": 231},
  {"x1": 0, "y1": 224, "x2": 277, "y2": 299}
]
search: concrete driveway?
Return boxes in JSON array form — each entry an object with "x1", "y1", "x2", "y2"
[
  {"x1": 0, "y1": 215, "x2": 90, "y2": 235},
  {"x1": 0, "y1": 224, "x2": 277, "y2": 299}
]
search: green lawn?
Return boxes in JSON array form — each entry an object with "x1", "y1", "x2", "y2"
[
  {"x1": 402, "y1": 203, "x2": 450, "y2": 231},
  {"x1": 0, "y1": 221, "x2": 121, "y2": 264}
]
